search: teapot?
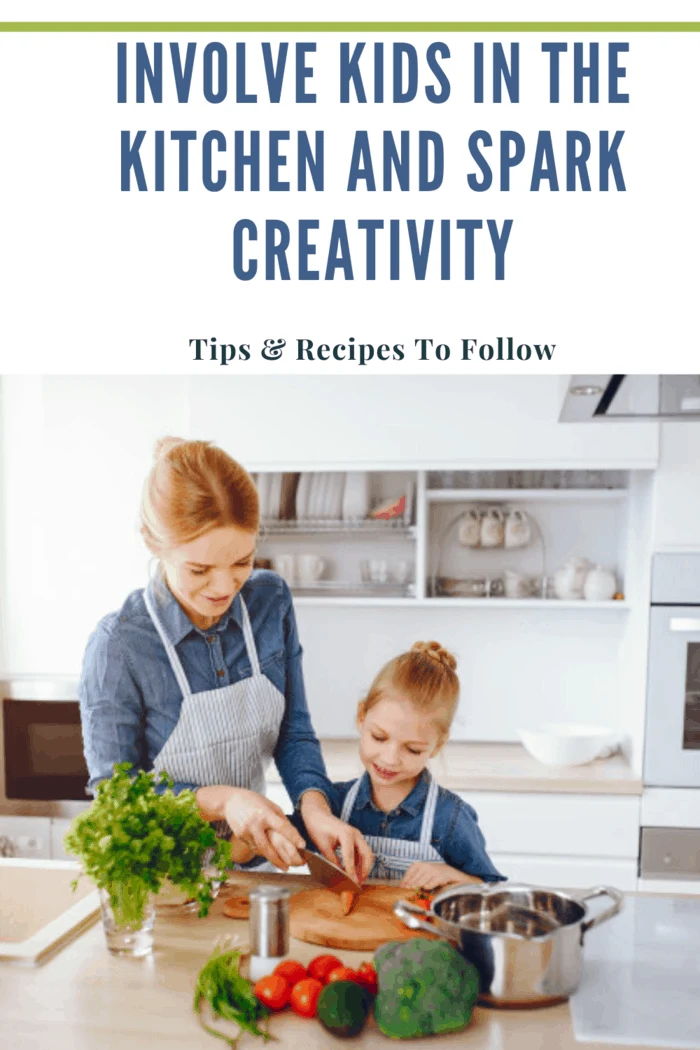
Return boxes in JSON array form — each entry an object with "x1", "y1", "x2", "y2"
[
  {"x1": 583, "y1": 565, "x2": 617, "y2": 602},
  {"x1": 553, "y1": 558, "x2": 591, "y2": 600}
]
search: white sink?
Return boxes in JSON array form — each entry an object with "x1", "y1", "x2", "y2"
[{"x1": 0, "y1": 858, "x2": 100, "y2": 964}]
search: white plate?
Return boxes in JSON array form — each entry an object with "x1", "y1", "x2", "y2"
[
  {"x1": 311, "y1": 472, "x2": 324, "y2": 519},
  {"x1": 342, "y1": 472, "x2": 369, "y2": 521},
  {"x1": 268, "y1": 473, "x2": 283, "y2": 521},
  {"x1": 257, "y1": 473, "x2": 271, "y2": 520},
  {"x1": 307, "y1": 472, "x2": 320, "y2": 519},
  {"x1": 295, "y1": 473, "x2": 311, "y2": 521},
  {"x1": 318, "y1": 472, "x2": 332, "y2": 519},
  {"x1": 330, "y1": 473, "x2": 345, "y2": 520}
]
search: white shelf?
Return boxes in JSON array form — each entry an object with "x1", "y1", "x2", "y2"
[
  {"x1": 421, "y1": 599, "x2": 629, "y2": 609},
  {"x1": 293, "y1": 597, "x2": 630, "y2": 609},
  {"x1": 294, "y1": 596, "x2": 421, "y2": 607},
  {"x1": 427, "y1": 488, "x2": 627, "y2": 503}
]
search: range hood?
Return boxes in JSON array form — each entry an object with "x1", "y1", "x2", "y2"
[{"x1": 560, "y1": 376, "x2": 700, "y2": 422}]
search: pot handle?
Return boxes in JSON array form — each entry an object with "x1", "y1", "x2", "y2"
[
  {"x1": 578, "y1": 886, "x2": 624, "y2": 936},
  {"x1": 393, "y1": 900, "x2": 453, "y2": 940}
]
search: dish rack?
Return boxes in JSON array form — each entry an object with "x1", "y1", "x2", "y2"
[{"x1": 261, "y1": 519, "x2": 414, "y2": 536}]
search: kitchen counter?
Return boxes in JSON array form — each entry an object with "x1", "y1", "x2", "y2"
[
  {"x1": 268, "y1": 739, "x2": 643, "y2": 796},
  {"x1": 0, "y1": 871, "x2": 660, "y2": 1050},
  {"x1": 0, "y1": 742, "x2": 641, "y2": 820}
]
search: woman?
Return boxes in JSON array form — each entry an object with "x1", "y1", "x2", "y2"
[{"x1": 79, "y1": 437, "x2": 372, "y2": 879}]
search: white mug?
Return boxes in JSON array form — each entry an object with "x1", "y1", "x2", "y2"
[
  {"x1": 480, "y1": 508, "x2": 505, "y2": 548},
  {"x1": 272, "y1": 554, "x2": 296, "y2": 585},
  {"x1": 458, "y1": 509, "x2": 482, "y2": 548},
  {"x1": 297, "y1": 554, "x2": 326, "y2": 584},
  {"x1": 505, "y1": 509, "x2": 532, "y2": 549},
  {"x1": 504, "y1": 570, "x2": 530, "y2": 599}
]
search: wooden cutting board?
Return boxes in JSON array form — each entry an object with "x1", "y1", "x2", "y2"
[{"x1": 289, "y1": 885, "x2": 436, "y2": 951}]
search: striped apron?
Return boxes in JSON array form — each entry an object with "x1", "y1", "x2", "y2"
[
  {"x1": 144, "y1": 588, "x2": 285, "y2": 844},
  {"x1": 340, "y1": 772, "x2": 444, "y2": 881}
]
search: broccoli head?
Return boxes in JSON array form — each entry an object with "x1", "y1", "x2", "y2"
[{"x1": 373, "y1": 938, "x2": 479, "y2": 1039}]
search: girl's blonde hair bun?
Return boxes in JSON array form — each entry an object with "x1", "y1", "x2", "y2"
[
  {"x1": 358, "y1": 640, "x2": 460, "y2": 745},
  {"x1": 410, "y1": 640, "x2": 457, "y2": 672}
]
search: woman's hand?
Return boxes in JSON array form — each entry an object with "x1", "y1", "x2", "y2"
[
  {"x1": 300, "y1": 791, "x2": 374, "y2": 884},
  {"x1": 196, "y1": 785, "x2": 305, "y2": 871},
  {"x1": 400, "y1": 862, "x2": 483, "y2": 891},
  {"x1": 224, "y1": 788, "x2": 306, "y2": 870}
]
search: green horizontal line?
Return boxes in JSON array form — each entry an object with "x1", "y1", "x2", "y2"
[{"x1": 0, "y1": 22, "x2": 699, "y2": 33}]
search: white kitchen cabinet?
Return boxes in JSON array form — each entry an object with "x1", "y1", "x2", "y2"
[
  {"x1": 469, "y1": 792, "x2": 641, "y2": 889},
  {"x1": 490, "y1": 853, "x2": 638, "y2": 891},
  {"x1": 50, "y1": 818, "x2": 74, "y2": 861},
  {"x1": 0, "y1": 815, "x2": 51, "y2": 859},
  {"x1": 652, "y1": 423, "x2": 700, "y2": 549},
  {"x1": 463, "y1": 792, "x2": 641, "y2": 861}
]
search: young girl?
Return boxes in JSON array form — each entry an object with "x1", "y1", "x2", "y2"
[{"x1": 328, "y1": 641, "x2": 504, "y2": 889}]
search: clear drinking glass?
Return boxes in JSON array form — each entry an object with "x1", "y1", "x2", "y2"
[
  {"x1": 99, "y1": 887, "x2": 155, "y2": 957},
  {"x1": 392, "y1": 561, "x2": 412, "y2": 586}
]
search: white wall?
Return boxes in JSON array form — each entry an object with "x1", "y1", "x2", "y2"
[
  {"x1": 0, "y1": 375, "x2": 657, "y2": 749},
  {"x1": 296, "y1": 604, "x2": 627, "y2": 742},
  {"x1": 0, "y1": 376, "x2": 190, "y2": 673},
  {"x1": 187, "y1": 375, "x2": 659, "y2": 470}
]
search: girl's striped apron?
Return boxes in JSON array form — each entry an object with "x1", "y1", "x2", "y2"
[
  {"x1": 144, "y1": 588, "x2": 285, "y2": 844},
  {"x1": 340, "y1": 772, "x2": 443, "y2": 880}
]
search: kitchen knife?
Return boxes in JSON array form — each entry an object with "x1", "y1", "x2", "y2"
[{"x1": 302, "y1": 849, "x2": 362, "y2": 896}]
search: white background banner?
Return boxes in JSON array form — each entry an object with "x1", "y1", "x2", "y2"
[{"x1": 0, "y1": 3, "x2": 697, "y2": 373}]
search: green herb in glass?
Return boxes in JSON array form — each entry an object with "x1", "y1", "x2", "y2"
[{"x1": 64, "y1": 762, "x2": 232, "y2": 928}]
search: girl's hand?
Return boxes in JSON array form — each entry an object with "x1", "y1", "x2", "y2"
[
  {"x1": 400, "y1": 862, "x2": 483, "y2": 890},
  {"x1": 221, "y1": 787, "x2": 305, "y2": 870},
  {"x1": 300, "y1": 792, "x2": 374, "y2": 884}
]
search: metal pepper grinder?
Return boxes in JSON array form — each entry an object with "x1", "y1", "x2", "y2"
[{"x1": 248, "y1": 885, "x2": 291, "y2": 982}]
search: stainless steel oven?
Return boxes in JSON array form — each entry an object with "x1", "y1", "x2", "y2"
[
  {"x1": 1, "y1": 677, "x2": 89, "y2": 801},
  {"x1": 644, "y1": 554, "x2": 700, "y2": 788}
]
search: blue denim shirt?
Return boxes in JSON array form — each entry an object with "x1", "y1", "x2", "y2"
[
  {"x1": 78, "y1": 570, "x2": 333, "y2": 806},
  {"x1": 293, "y1": 771, "x2": 505, "y2": 881}
]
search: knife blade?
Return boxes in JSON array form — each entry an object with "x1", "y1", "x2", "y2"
[{"x1": 302, "y1": 849, "x2": 362, "y2": 896}]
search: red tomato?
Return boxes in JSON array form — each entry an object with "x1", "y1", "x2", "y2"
[
  {"x1": 354, "y1": 962, "x2": 379, "y2": 996},
  {"x1": 273, "y1": 960, "x2": 307, "y2": 987},
  {"x1": 326, "y1": 966, "x2": 358, "y2": 984},
  {"x1": 307, "y1": 954, "x2": 343, "y2": 983},
  {"x1": 254, "y1": 974, "x2": 290, "y2": 1011},
  {"x1": 289, "y1": 977, "x2": 323, "y2": 1018}
]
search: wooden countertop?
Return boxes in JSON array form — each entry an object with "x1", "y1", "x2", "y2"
[
  {"x1": 0, "y1": 872, "x2": 656, "y2": 1050},
  {"x1": 266, "y1": 739, "x2": 643, "y2": 796}
]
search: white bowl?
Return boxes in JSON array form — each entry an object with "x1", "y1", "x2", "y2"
[{"x1": 518, "y1": 723, "x2": 618, "y2": 767}]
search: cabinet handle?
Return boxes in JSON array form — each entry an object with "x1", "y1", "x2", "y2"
[{"x1": 669, "y1": 618, "x2": 700, "y2": 632}]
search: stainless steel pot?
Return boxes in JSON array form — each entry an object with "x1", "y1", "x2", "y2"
[{"x1": 394, "y1": 883, "x2": 623, "y2": 1007}]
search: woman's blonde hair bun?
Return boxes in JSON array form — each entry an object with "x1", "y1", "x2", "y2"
[
  {"x1": 153, "y1": 436, "x2": 186, "y2": 462},
  {"x1": 410, "y1": 640, "x2": 457, "y2": 672},
  {"x1": 141, "y1": 437, "x2": 259, "y2": 555}
]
